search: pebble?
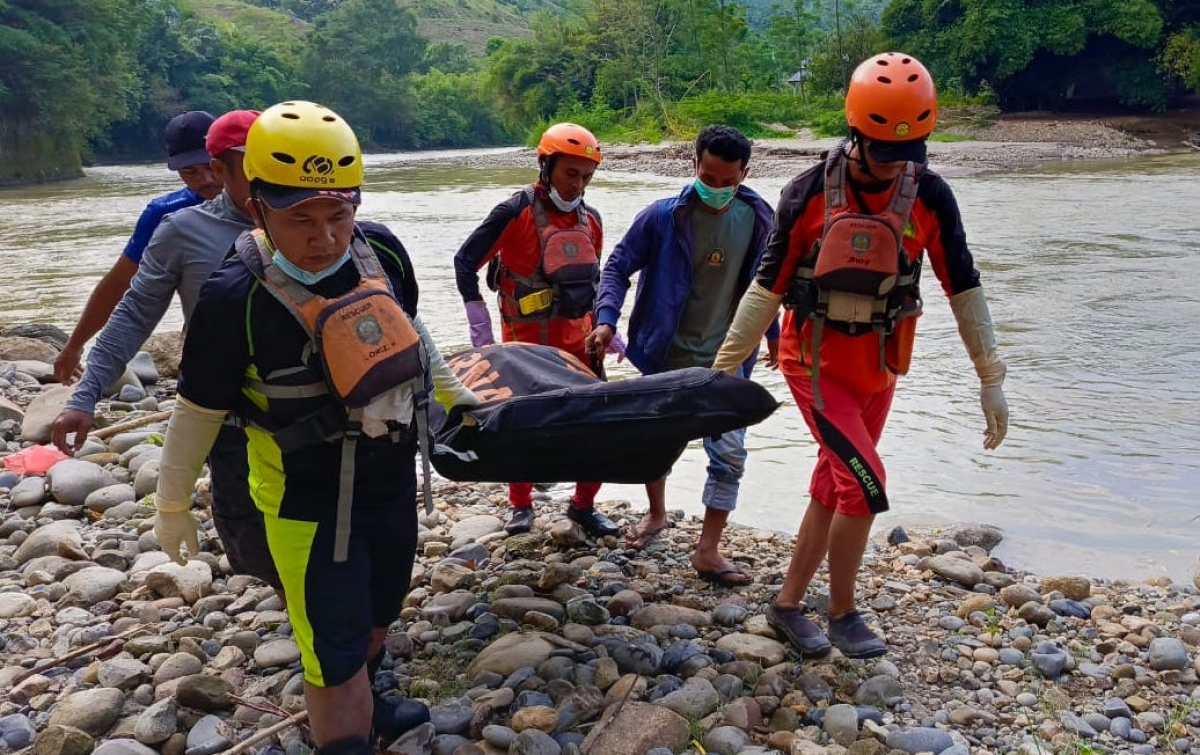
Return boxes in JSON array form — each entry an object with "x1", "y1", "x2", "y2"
[{"x1": 0, "y1": 362, "x2": 1198, "y2": 755}]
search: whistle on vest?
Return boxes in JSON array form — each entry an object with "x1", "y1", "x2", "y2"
[{"x1": 517, "y1": 288, "x2": 554, "y2": 316}]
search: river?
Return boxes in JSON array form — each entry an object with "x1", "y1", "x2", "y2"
[{"x1": 1, "y1": 147, "x2": 1198, "y2": 582}]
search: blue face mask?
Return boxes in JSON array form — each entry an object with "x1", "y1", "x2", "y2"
[
  {"x1": 272, "y1": 249, "x2": 351, "y2": 285},
  {"x1": 693, "y1": 179, "x2": 737, "y2": 210}
]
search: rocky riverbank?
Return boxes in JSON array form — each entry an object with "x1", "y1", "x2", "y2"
[
  {"x1": 2, "y1": 327, "x2": 1200, "y2": 755},
  {"x1": 400, "y1": 116, "x2": 1178, "y2": 179}
]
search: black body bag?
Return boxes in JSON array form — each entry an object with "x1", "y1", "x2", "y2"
[{"x1": 428, "y1": 343, "x2": 780, "y2": 483}]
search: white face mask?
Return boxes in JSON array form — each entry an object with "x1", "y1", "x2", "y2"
[{"x1": 548, "y1": 187, "x2": 583, "y2": 212}]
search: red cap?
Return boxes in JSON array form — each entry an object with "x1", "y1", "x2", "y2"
[{"x1": 205, "y1": 110, "x2": 260, "y2": 158}]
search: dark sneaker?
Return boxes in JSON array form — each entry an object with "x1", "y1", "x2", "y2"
[
  {"x1": 372, "y1": 694, "x2": 431, "y2": 742},
  {"x1": 766, "y1": 604, "x2": 832, "y2": 658},
  {"x1": 505, "y1": 507, "x2": 535, "y2": 535},
  {"x1": 827, "y1": 610, "x2": 887, "y2": 659},
  {"x1": 567, "y1": 505, "x2": 621, "y2": 538}
]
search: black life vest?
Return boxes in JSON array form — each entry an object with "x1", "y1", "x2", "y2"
[{"x1": 234, "y1": 228, "x2": 432, "y2": 562}]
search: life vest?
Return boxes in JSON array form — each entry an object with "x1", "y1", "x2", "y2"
[
  {"x1": 234, "y1": 228, "x2": 432, "y2": 562},
  {"x1": 497, "y1": 187, "x2": 600, "y2": 330},
  {"x1": 783, "y1": 146, "x2": 923, "y2": 408}
]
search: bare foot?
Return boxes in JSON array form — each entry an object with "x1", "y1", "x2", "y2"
[
  {"x1": 625, "y1": 514, "x2": 668, "y2": 549},
  {"x1": 691, "y1": 554, "x2": 751, "y2": 586}
]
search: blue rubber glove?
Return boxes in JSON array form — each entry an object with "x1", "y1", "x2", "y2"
[{"x1": 464, "y1": 300, "x2": 495, "y2": 348}]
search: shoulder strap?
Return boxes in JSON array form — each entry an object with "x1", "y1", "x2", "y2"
[
  {"x1": 886, "y1": 162, "x2": 920, "y2": 221},
  {"x1": 823, "y1": 143, "x2": 849, "y2": 226}
]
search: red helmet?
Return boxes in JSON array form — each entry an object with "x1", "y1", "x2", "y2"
[
  {"x1": 845, "y1": 52, "x2": 938, "y2": 142},
  {"x1": 537, "y1": 123, "x2": 602, "y2": 165}
]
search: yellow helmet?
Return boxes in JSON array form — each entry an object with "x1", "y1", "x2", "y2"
[{"x1": 244, "y1": 100, "x2": 363, "y2": 208}]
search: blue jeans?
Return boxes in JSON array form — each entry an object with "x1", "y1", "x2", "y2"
[{"x1": 702, "y1": 427, "x2": 747, "y2": 512}]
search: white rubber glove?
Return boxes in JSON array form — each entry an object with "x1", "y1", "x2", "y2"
[
  {"x1": 712, "y1": 282, "x2": 784, "y2": 374},
  {"x1": 413, "y1": 315, "x2": 482, "y2": 411},
  {"x1": 949, "y1": 287, "x2": 1008, "y2": 450},
  {"x1": 154, "y1": 396, "x2": 227, "y2": 564}
]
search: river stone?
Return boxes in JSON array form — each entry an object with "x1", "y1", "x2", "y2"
[
  {"x1": 254, "y1": 638, "x2": 301, "y2": 668},
  {"x1": 449, "y1": 514, "x2": 504, "y2": 547},
  {"x1": 155, "y1": 653, "x2": 205, "y2": 684},
  {"x1": 492, "y1": 597, "x2": 566, "y2": 624},
  {"x1": 1148, "y1": 637, "x2": 1189, "y2": 670},
  {"x1": 62, "y1": 565, "x2": 127, "y2": 604},
  {"x1": 98, "y1": 658, "x2": 151, "y2": 690},
  {"x1": 885, "y1": 727, "x2": 954, "y2": 754},
  {"x1": 566, "y1": 595, "x2": 610, "y2": 625},
  {"x1": 1040, "y1": 576, "x2": 1092, "y2": 601},
  {"x1": 653, "y1": 676, "x2": 720, "y2": 719},
  {"x1": 143, "y1": 331, "x2": 183, "y2": 378},
  {"x1": 19, "y1": 385, "x2": 73, "y2": 443},
  {"x1": 84, "y1": 483, "x2": 137, "y2": 512},
  {"x1": 48, "y1": 687, "x2": 125, "y2": 736},
  {"x1": 94, "y1": 739, "x2": 159, "y2": 755},
  {"x1": 108, "y1": 431, "x2": 159, "y2": 455},
  {"x1": 714, "y1": 632, "x2": 786, "y2": 666},
  {"x1": 511, "y1": 706, "x2": 558, "y2": 733},
  {"x1": 0, "y1": 592, "x2": 37, "y2": 619},
  {"x1": 0, "y1": 335, "x2": 57, "y2": 362},
  {"x1": 175, "y1": 675, "x2": 232, "y2": 711},
  {"x1": 926, "y1": 554, "x2": 984, "y2": 587},
  {"x1": 184, "y1": 714, "x2": 232, "y2": 755},
  {"x1": 630, "y1": 604, "x2": 711, "y2": 629},
  {"x1": 10, "y1": 476, "x2": 47, "y2": 507},
  {"x1": 1000, "y1": 583, "x2": 1042, "y2": 607},
  {"x1": 703, "y1": 726, "x2": 749, "y2": 755},
  {"x1": 133, "y1": 460, "x2": 160, "y2": 497},
  {"x1": 14, "y1": 519, "x2": 84, "y2": 564},
  {"x1": 420, "y1": 590, "x2": 477, "y2": 622},
  {"x1": 386, "y1": 721, "x2": 434, "y2": 755},
  {"x1": 468, "y1": 632, "x2": 556, "y2": 677},
  {"x1": 428, "y1": 561, "x2": 474, "y2": 592},
  {"x1": 134, "y1": 698, "x2": 178, "y2": 744},
  {"x1": 943, "y1": 523, "x2": 1004, "y2": 552},
  {"x1": 48, "y1": 459, "x2": 115, "y2": 506},
  {"x1": 33, "y1": 726, "x2": 94, "y2": 755},
  {"x1": 823, "y1": 704, "x2": 859, "y2": 747},
  {"x1": 854, "y1": 675, "x2": 906, "y2": 708},
  {"x1": 579, "y1": 701, "x2": 690, "y2": 755},
  {"x1": 0, "y1": 713, "x2": 36, "y2": 750},
  {"x1": 128, "y1": 351, "x2": 160, "y2": 384},
  {"x1": 0, "y1": 395, "x2": 22, "y2": 423},
  {"x1": 144, "y1": 561, "x2": 214, "y2": 603}
]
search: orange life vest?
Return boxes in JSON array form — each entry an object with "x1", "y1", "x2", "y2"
[
  {"x1": 498, "y1": 187, "x2": 600, "y2": 323},
  {"x1": 783, "y1": 148, "x2": 923, "y2": 407}
]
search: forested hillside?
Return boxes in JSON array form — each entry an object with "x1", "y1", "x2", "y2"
[{"x1": 2, "y1": 0, "x2": 1198, "y2": 184}]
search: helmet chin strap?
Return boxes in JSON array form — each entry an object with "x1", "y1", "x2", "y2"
[{"x1": 849, "y1": 130, "x2": 875, "y2": 180}]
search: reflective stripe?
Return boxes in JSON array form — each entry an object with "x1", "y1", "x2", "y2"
[
  {"x1": 245, "y1": 381, "x2": 329, "y2": 399},
  {"x1": 262, "y1": 514, "x2": 322, "y2": 685}
]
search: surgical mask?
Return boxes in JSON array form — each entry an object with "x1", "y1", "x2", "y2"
[
  {"x1": 548, "y1": 187, "x2": 583, "y2": 212},
  {"x1": 693, "y1": 179, "x2": 737, "y2": 210},
  {"x1": 272, "y1": 249, "x2": 351, "y2": 285}
]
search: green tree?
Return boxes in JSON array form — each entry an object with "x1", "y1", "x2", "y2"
[
  {"x1": 303, "y1": 0, "x2": 427, "y2": 147},
  {"x1": 0, "y1": 0, "x2": 142, "y2": 182}
]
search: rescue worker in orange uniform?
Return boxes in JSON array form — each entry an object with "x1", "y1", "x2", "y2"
[
  {"x1": 714, "y1": 53, "x2": 1010, "y2": 659},
  {"x1": 453, "y1": 123, "x2": 622, "y2": 538}
]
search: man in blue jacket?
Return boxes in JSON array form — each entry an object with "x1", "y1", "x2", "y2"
[{"x1": 585, "y1": 125, "x2": 778, "y2": 585}]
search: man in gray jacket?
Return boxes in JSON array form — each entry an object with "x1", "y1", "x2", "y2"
[{"x1": 50, "y1": 109, "x2": 277, "y2": 586}]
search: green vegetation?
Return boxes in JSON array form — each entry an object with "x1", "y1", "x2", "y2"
[{"x1": 2, "y1": 0, "x2": 1199, "y2": 184}]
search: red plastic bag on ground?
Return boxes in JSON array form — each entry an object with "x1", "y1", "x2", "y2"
[{"x1": 2, "y1": 444, "x2": 70, "y2": 476}]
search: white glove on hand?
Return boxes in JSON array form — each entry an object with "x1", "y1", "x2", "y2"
[
  {"x1": 413, "y1": 315, "x2": 482, "y2": 411},
  {"x1": 980, "y1": 384, "x2": 1008, "y2": 450},
  {"x1": 154, "y1": 508, "x2": 200, "y2": 565},
  {"x1": 950, "y1": 287, "x2": 1009, "y2": 449}
]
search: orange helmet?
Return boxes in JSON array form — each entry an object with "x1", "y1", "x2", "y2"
[
  {"x1": 537, "y1": 123, "x2": 602, "y2": 165},
  {"x1": 845, "y1": 52, "x2": 938, "y2": 142}
]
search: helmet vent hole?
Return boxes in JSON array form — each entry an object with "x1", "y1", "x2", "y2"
[
  {"x1": 908, "y1": 74, "x2": 920, "y2": 82},
  {"x1": 270, "y1": 152, "x2": 297, "y2": 165},
  {"x1": 876, "y1": 76, "x2": 892, "y2": 84},
  {"x1": 322, "y1": 115, "x2": 336, "y2": 123},
  {"x1": 917, "y1": 109, "x2": 932, "y2": 122},
  {"x1": 281, "y1": 113, "x2": 300, "y2": 120},
  {"x1": 337, "y1": 156, "x2": 356, "y2": 167},
  {"x1": 869, "y1": 113, "x2": 888, "y2": 125}
]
